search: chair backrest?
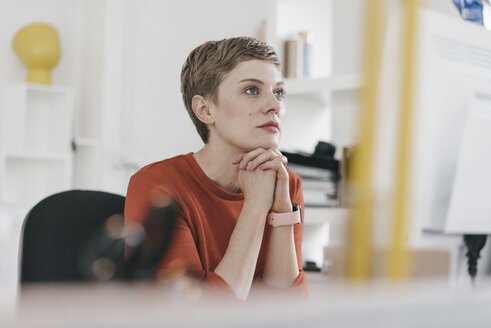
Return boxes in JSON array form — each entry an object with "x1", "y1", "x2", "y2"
[{"x1": 19, "y1": 190, "x2": 126, "y2": 284}]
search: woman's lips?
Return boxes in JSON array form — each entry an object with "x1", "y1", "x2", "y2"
[
  {"x1": 258, "y1": 121, "x2": 280, "y2": 133},
  {"x1": 259, "y1": 125, "x2": 280, "y2": 133}
]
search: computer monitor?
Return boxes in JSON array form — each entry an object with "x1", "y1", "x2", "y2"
[{"x1": 375, "y1": 8, "x2": 491, "y2": 238}]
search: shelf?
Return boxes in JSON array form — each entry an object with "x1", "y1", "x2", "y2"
[
  {"x1": 1, "y1": 83, "x2": 101, "y2": 205},
  {"x1": 21, "y1": 82, "x2": 73, "y2": 95},
  {"x1": 74, "y1": 137, "x2": 99, "y2": 148},
  {"x1": 4, "y1": 151, "x2": 71, "y2": 162},
  {"x1": 1, "y1": 82, "x2": 74, "y2": 206},
  {"x1": 285, "y1": 74, "x2": 362, "y2": 95}
]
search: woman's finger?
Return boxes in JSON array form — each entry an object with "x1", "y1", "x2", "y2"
[
  {"x1": 239, "y1": 147, "x2": 267, "y2": 169},
  {"x1": 267, "y1": 148, "x2": 288, "y2": 166},
  {"x1": 238, "y1": 147, "x2": 287, "y2": 169},
  {"x1": 259, "y1": 157, "x2": 288, "y2": 176},
  {"x1": 246, "y1": 149, "x2": 279, "y2": 170},
  {"x1": 281, "y1": 155, "x2": 288, "y2": 166},
  {"x1": 232, "y1": 153, "x2": 244, "y2": 165}
]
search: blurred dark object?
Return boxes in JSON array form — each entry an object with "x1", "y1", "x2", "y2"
[
  {"x1": 124, "y1": 197, "x2": 177, "y2": 281},
  {"x1": 282, "y1": 141, "x2": 340, "y2": 207},
  {"x1": 303, "y1": 260, "x2": 321, "y2": 272},
  {"x1": 78, "y1": 213, "x2": 126, "y2": 282},
  {"x1": 314, "y1": 141, "x2": 336, "y2": 159},
  {"x1": 281, "y1": 141, "x2": 338, "y2": 172},
  {"x1": 463, "y1": 234, "x2": 487, "y2": 286},
  {"x1": 20, "y1": 190, "x2": 126, "y2": 285}
]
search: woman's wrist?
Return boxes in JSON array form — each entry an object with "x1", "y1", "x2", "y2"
[
  {"x1": 271, "y1": 200, "x2": 292, "y2": 213},
  {"x1": 242, "y1": 199, "x2": 271, "y2": 218}
]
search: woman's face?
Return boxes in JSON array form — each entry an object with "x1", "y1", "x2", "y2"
[{"x1": 208, "y1": 59, "x2": 285, "y2": 152}]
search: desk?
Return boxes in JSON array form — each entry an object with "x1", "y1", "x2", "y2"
[{"x1": 2, "y1": 278, "x2": 491, "y2": 327}]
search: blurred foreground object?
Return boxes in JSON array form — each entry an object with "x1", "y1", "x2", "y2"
[
  {"x1": 124, "y1": 195, "x2": 177, "y2": 281},
  {"x1": 325, "y1": 246, "x2": 450, "y2": 279},
  {"x1": 12, "y1": 23, "x2": 60, "y2": 85},
  {"x1": 386, "y1": 0, "x2": 420, "y2": 282},
  {"x1": 345, "y1": 0, "x2": 385, "y2": 282},
  {"x1": 14, "y1": 277, "x2": 491, "y2": 327},
  {"x1": 373, "y1": 4, "x2": 491, "y2": 284}
]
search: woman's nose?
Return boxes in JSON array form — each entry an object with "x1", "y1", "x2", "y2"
[{"x1": 264, "y1": 93, "x2": 281, "y2": 114}]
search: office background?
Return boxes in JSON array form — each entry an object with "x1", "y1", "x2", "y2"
[{"x1": 1, "y1": 0, "x2": 491, "y2": 310}]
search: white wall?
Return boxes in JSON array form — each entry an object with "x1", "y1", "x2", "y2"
[
  {"x1": 0, "y1": 0, "x2": 84, "y2": 87},
  {"x1": 122, "y1": 0, "x2": 270, "y2": 165},
  {"x1": 0, "y1": 0, "x2": 336, "y2": 195},
  {"x1": 103, "y1": 0, "x2": 334, "y2": 190}
]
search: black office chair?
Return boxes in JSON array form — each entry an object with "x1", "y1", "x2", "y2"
[
  {"x1": 19, "y1": 190, "x2": 126, "y2": 285},
  {"x1": 19, "y1": 189, "x2": 177, "y2": 285}
]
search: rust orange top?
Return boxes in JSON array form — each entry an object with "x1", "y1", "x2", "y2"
[{"x1": 124, "y1": 153, "x2": 307, "y2": 299}]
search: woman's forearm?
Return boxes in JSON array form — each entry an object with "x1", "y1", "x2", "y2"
[
  {"x1": 213, "y1": 201, "x2": 268, "y2": 300},
  {"x1": 262, "y1": 204, "x2": 300, "y2": 288}
]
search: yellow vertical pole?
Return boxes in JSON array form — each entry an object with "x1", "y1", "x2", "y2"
[
  {"x1": 387, "y1": 0, "x2": 420, "y2": 281},
  {"x1": 346, "y1": 0, "x2": 385, "y2": 281}
]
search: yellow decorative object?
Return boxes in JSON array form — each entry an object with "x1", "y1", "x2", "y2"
[{"x1": 12, "y1": 23, "x2": 60, "y2": 85}]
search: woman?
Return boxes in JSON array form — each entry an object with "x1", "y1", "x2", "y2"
[{"x1": 125, "y1": 37, "x2": 307, "y2": 300}]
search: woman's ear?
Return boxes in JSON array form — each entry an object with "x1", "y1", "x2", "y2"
[{"x1": 192, "y1": 95, "x2": 215, "y2": 125}]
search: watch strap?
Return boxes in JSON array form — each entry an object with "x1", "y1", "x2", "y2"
[{"x1": 267, "y1": 203, "x2": 302, "y2": 227}]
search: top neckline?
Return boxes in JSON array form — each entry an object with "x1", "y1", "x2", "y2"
[{"x1": 183, "y1": 152, "x2": 245, "y2": 201}]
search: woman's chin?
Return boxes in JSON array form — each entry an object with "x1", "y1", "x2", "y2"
[
  {"x1": 255, "y1": 139, "x2": 280, "y2": 150},
  {"x1": 236, "y1": 137, "x2": 281, "y2": 152}
]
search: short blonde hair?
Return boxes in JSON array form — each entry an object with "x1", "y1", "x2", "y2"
[{"x1": 180, "y1": 37, "x2": 280, "y2": 143}]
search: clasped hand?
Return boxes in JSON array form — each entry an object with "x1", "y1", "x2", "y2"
[{"x1": 232, "y1": 148, "x2": 291, "y2": 214}]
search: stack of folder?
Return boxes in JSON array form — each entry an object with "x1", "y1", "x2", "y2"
[{"x1": 282, "y1": 142, "x2": 340, "y2": 207}]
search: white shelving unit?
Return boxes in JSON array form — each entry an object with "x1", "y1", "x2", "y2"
[
  {"x1": 2, "y1": 84, "x2": 73, "y2": 154},
  {"x1": 0, "y1": 83, "x2": 101, "y2": 207},
  {"x1": 265, "y1": 0, "x2": 363, "y2": 93},
  {"x1": 0, "y1": 83, "x2": 74, "y2": 207}
]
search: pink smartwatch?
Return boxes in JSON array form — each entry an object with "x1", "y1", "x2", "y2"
[{"x1": 267, "y1": 203, "x2": 302, "y2": 227}]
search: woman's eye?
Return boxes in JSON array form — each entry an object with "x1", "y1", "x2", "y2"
[
  {"x1": 274, "y1": 89, "x2": 286, "y2": 99},
  {"x1": 245, "y1": 87, "x2": 259, "y2": 95}
]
